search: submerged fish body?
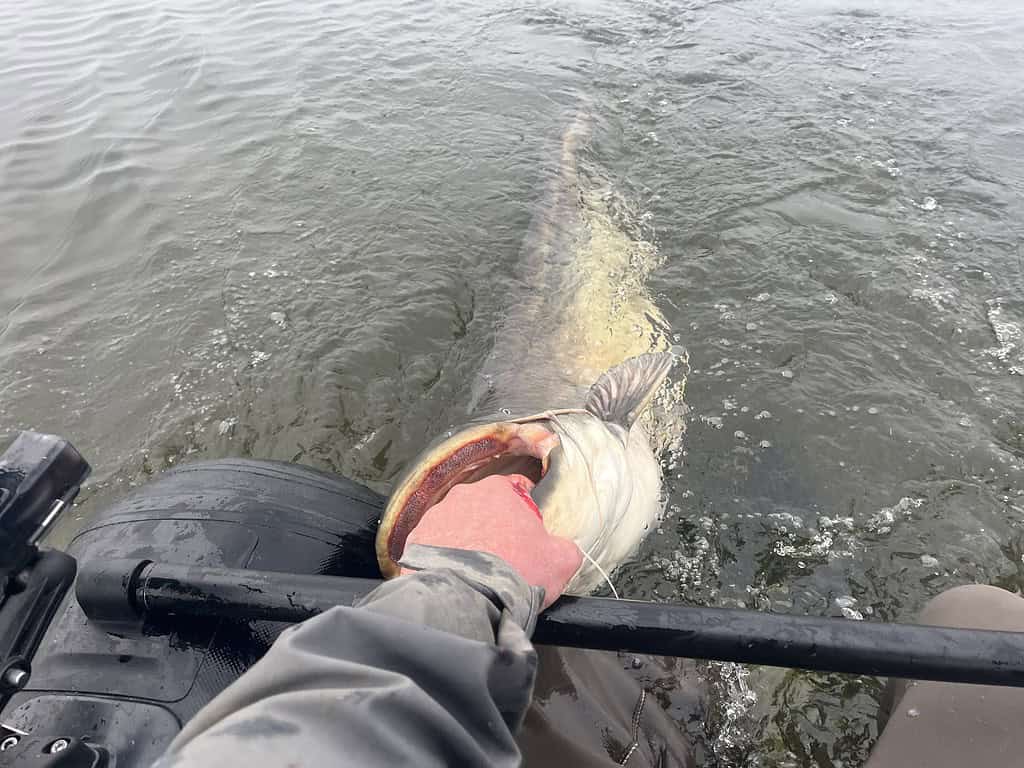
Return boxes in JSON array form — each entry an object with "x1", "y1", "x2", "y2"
[{"x1": 376, "y1": 114, "x2": 684, "y2": 594}]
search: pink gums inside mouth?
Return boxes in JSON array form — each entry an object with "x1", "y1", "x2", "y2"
[{"x1": 385, "y1": 424, "x2": 556, "y2": 564}]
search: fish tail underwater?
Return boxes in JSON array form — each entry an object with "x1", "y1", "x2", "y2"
[{"x1": 469, "y1": 108, "x2": 689, "y2": 419}]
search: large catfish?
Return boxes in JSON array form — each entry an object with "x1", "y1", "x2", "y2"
[{"x1": 376, "y1": 116, "x2": 680, "y2": 594}]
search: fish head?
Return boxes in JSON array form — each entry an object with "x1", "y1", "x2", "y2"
[
  {"x1": 376, "y1": 419, "x2": 559, "y2": 578},
  {"x1": 531, "y1": 409, "x2": 663, "y2": 593},
  {"x1": 376, "y1": 352, "x2": 676, "y2": 592}
]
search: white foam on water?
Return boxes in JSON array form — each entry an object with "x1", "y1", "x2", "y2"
[
  {"x1": 984, "y1": 298, "x2": 1024, "y2": 374},
  {"x1": 873, "y1": 158, "x2": 903, "y2": 177},
  {"x1": 866, "y1": 496, "x2": 925, "y2": 535},
  {"x1": 707, "y1": 661, "x2": 759, "y2": 762},
  {"x1": 910, "y1": 286, "x2": 956, "y2": 311},
  {"x1": 835, "y1": 595, "x2": 864, "y2": 620},
  {"x1": 767, "y1": 511, "x2": 857, "y2": 562},
  {"x1": 655, "y1": 535, "x2": 716, "y2": 591},
  {"x1": 714, "y1": 301, "x2": 736, "y2": 320}
]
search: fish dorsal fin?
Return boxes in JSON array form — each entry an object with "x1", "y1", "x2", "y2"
[{"x1": 584, "y1": 352, "x2": 674, "y2": 428}]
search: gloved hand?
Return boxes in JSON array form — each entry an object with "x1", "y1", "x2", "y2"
[{"x1": 403, "y1": 474, "x2": 583, "y2": 608}]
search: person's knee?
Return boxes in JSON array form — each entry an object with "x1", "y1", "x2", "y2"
[{"x1": 919, "y1": 583, "x2": 1024, "y2": 630}]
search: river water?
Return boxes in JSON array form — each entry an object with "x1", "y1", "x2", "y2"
[{"x1": 3, "y1": 0, "x2": 1024, "y2": 765}]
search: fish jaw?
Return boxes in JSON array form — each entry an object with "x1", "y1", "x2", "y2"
[
  {"x1": 531, "y1": 412, "x2": 663, "y2": 594},
  {"x1": 376, "y1": 420, "x2": 558, "y2": 577}
]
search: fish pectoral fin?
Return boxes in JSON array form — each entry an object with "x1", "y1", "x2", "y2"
[{"x1": 584, "y1": 352, "x2": 675, "y2": 429}]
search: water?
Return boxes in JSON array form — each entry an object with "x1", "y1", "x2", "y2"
[{"x1": 3, "y1": 0, "x2": 1024, "y2": 764}]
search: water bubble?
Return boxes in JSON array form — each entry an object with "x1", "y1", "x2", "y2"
[
  {"x1": 879, "y1": 158, "x2": 902, "y2": 177},
  {"x1": 867, "y1": 407, "x2": 879, "y2": 415},
  {"x1": 836, "y1": 596, "x2": 864, "y2": 620},
  {"x1": 781, "y1": 369, "x2": 794, "y2": 379},
  {"x1": 920, "y1": 554, "x2": 939, "y2": 568},
  {"x1": 907, "y1": 708, "x2": 920, "y2": 718},
  {"x1": 734, "y1": 430, "x2": 748, "y2": 441},
  {"x1": 755, "y1": 410, "x2": 771, "y2": 420},
  {"x1": 714, "y1": 302, "x2": 736, "y2": 320}
]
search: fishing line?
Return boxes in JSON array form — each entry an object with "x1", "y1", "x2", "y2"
[{"x1": 580, "y1": 546, "x2": 619, "y2": 600}]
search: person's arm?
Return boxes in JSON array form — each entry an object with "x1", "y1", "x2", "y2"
[{"x1": 158, "y1": 475, "x2": 582, "y2": 768}]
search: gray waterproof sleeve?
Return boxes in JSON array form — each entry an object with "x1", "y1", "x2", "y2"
[{"x1": 156, "y1": 545, "x2": 546, "y2": 768}]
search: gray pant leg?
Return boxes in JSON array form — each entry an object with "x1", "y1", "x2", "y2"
[
  {"x1": 866, "y1": 584, "x2": 1024, "y2": 768},
  {"x1": 518, "y1": 646, "x2": 705, "y2": 767}
]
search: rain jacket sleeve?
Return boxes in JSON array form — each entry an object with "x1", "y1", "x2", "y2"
[{"x1": 155, "y1": 544, "x2": 545, "y2": 768}]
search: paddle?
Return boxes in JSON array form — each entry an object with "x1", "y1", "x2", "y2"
[{"x1": 78, "y1": 559, "x2": 1024, "y2": 687}]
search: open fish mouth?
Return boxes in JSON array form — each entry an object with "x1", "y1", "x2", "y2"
[{"x1": 376, "y1": 420, "x2": 559, "y2": 577}]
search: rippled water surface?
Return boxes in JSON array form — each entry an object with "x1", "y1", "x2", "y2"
[{"x1": 3, "y1": 0, "x2": 1024, "y2": 764}]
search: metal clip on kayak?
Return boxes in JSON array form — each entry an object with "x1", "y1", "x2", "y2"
[{"x1": 76, "y1": 558, "x2": 1024, "y2": 688}]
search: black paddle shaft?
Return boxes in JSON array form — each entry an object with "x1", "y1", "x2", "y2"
[{"x1": 76, "y1": 559, "x2": 1024, "y2": 687}]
